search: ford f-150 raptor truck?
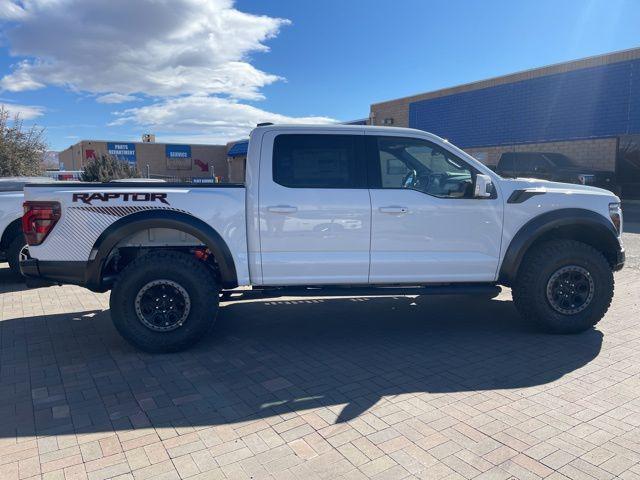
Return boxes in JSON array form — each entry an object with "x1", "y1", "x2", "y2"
[{"x1": 20, "y1": 125, "x2": 625, "y2": 352}]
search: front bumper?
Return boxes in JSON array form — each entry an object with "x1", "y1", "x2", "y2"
[
  {"x1": 613, "y1": 246, "x2": 625, "y2": 271},
  {"x1": 20, "y1": 258, "x2": 88, "y2": 288}
]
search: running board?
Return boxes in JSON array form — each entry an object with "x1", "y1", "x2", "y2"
[{"x1": 224, "y1": 284, "x2": 501, "y2": 301}]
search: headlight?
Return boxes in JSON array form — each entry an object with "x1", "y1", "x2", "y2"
[
  {"x1": 578, "y1": 174, "x2": 595, "y2": 184},
  {"x1": 609, "y1": 202, "x2": 622, "y2": 234}
]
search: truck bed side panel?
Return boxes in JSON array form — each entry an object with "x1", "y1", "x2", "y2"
[{"x1": 24, "y1": 184, "x2": 250, "y2": 285}]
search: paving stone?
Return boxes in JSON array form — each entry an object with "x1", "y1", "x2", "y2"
[
  {"x1": 542, "y1": 450, "x2": 577, "y2": 470},
  {"x1": 2, "y1": 262, "x2": 640, "y2": 479}
]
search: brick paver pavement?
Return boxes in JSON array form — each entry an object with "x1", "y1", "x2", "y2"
[{"x1": 1, "y1": 232, "x2": 639, "y2": 479}]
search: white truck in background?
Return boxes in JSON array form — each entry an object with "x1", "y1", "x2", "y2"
[
  {"x1": 21, "y1": 125, "x2": 625, "y2": 352},
  {"x1": 0, "y1": 177, "x2": 56, "y2": 277}
]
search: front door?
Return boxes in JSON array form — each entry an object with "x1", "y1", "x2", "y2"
[
  {"x1": 258, "y1": 131, "x2": 371, "y2": 285},
  {"x1": 366, "y1": 133, "x2": 503, "y2": 283}
]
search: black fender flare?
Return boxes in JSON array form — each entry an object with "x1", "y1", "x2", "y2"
[
  {"x1": 499, "y1": 208, "x2": 620, "y2": 285},
  {"x1": 85, "y1": 210, "x2": 238, "y2": 290},
  {"x1": 0, "y1": 218, "x2": 22, "y2": 251}
]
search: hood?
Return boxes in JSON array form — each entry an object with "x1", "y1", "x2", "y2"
[{"x1": 500, "y1": 177, "x2": 619, "y2": 199}]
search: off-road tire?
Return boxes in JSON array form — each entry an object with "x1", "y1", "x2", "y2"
[
  {"x1": 512, "y1": 239, "x2": 614, "y2": 334},
  {"x1": 7, "y1": 235, "x2": 28, "y2": 278},
  {"x1": 110, "y1": 251, "x2": 219, "y2": 352}
]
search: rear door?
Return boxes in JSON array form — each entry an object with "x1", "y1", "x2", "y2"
[{"x1": 258, "y1": 130, "x2": 371, "y2": 285}]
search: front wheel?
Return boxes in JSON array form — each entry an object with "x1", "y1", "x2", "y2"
[
  {"x1": 110, "y1": 251, "x2": 219, "y2": 352},
  {"x1": 512, "y1": 240, "x2": 614, "y2": 333}
]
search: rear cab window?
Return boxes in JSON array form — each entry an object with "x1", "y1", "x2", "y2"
[{"x1": 272, "y1": 134, "x2": 366, "y2": 189}]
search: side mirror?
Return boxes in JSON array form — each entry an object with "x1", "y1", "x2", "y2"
[{"x1": 474, "y1": 174, "x2": 494, "y2": 198}]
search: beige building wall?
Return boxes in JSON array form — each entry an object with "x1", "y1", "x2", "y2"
[
  {"x1": 227, "y1": 157, "x2": 246, "y2": 183},
  {"x1": 59, "y1": 140, "x2": 229, "y2": 181},
  {"x1": 225, "y1": 140, "x2": 248, "y2": 183},
  {"x1": 58, "y1": 143, "x2": 84, "y2": 171}
]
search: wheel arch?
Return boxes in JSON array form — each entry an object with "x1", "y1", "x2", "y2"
[
  {"x1": 86, "y1": 210, "x2": 238, "y2": 291},
  {"x1": 0, "y1": 218, "x2": 22, "y2": 251},
  {"x1": 499, "y1": 208, "x2": 620, "y2": 286}
]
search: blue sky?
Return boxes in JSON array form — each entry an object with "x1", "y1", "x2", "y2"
[{"x1": 0, "y1": 0, "x2": 638, "y2": 151}]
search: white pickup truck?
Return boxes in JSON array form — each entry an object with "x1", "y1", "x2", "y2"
[
  {"x1": 0, "y1": 177, "x2": 55, "y2": 277},
  {"x1": 21, "y1": 125, "x2": 625, "y2": 352}
]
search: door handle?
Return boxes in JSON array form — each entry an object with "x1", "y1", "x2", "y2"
[
  {"x1": 379, "y1": 206, "x2": 408, "y2": 214},
  {"x1": 267, "y1": 205, "x2": 298, "y2": 214}
]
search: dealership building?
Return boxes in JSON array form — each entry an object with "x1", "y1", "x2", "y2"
[
  {"x1": 370, "y1": 47, "x2": 640, "y2": 192},
  {"x1": 59, "y1": 138, "x2": 230, "y2": 182}
]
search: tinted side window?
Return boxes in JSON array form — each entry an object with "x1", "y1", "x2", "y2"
[
  {"x1": 369, "y1": 136, "x2": 475, "y2": 199},
  {"x1": 273, "y1": 134, "x2": 365, "y2": 188}
]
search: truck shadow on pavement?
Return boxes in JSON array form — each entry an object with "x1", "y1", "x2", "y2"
[
  {"x1": 0, "y1": 291, "x2": 603, "y2": 439},
  {"x1": 0, "y1": 264, "x2": 28, "y2": 293}
]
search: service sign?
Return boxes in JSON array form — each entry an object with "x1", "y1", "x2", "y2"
[
  {"x1": 107, "y1": 143, "x2": 137, "y2": 165},
  {"x1": 166, "y1": 144, "x2": 192, "y2": 170},
  {"x1": 191, "y1": 177, "x2": 216, "y2": 184}
]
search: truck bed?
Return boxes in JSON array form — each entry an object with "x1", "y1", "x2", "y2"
[{"x1": 24, "y1": 182, "x2": 250, "y2": 285}]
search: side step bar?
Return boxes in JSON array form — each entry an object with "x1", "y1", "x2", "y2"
[{"x1": 223, "y1": 284, "x2": 501, "y2": 301}]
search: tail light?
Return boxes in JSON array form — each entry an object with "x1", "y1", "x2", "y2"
[{"x1": 22, "y1": 201, "x2": 61, "y2": 246}]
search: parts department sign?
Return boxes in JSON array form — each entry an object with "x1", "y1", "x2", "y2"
[
  {"x1": 107, "y1": 143, "x2": 137, "y2": 165},
  {"x1": 166, "y1": 144, "x2": 192, "y2": 170}
]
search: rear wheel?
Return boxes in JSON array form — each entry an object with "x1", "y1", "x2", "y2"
[
  {"x1": 512, "y1": 240, "x2": 614, "y2": 333},
  {"x1": 110, "y1": 251, "x2": 219, "y2": 352},
  {"x1": 7, "y1": 235, "x2": 29, "y2": 278}
]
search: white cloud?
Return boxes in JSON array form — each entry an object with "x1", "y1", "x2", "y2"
[
  {"x1": 0, "y1": 101, "x2": 44, "y2": 119},
  {"x1": 111, "y1": 95, "x2": 336, "y2": 144},
  {"x1": 0, "y1": 0, "x2": 26, "y2": 20},
  {"x1": 96, "y1": 93, "x2": 139, "y2": 104},
  {"x1": 0, "y1": 0, "x2": 337, "y2": 144},
  {"x1": 0, "y1": 0, "x2": 289, "y2": 99}
]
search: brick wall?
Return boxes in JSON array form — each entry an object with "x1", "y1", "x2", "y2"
[
  {"x1": 464, "y1": 137, "x2": 618, "y2": 171},
  {"x1": 409, "y1": 60, "x2": 639, "y2": 147}
]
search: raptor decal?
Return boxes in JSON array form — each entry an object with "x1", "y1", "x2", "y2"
[{"x1": 72, "y1": 192, "x2": 169, "y2": 205}]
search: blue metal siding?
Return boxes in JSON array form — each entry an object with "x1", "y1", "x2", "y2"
[
  {"x1": 631, "y1": 60, "x2": 640, "y2": 133},
  {"x1": 409, "y1": 59, "x2": 640, "y2": 147}
]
